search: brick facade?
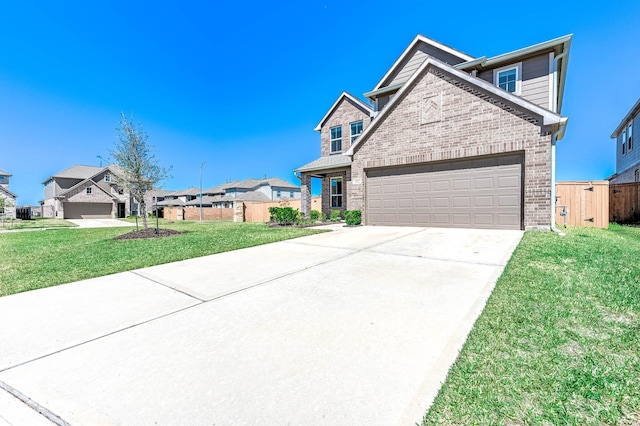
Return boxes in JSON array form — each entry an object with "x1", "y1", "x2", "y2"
[
  {"x1": 320, "y1": 97, "x2": 372, "y2": 157},
  {"x1": 320, "y1": 170, "x2": 349, "y2": 216},
  {"x1": 350, "y1": 68, "x2": 554, "y2": 231},
  {"x1": 610, "y1": 164, "x2": 640, "y2": 184}
]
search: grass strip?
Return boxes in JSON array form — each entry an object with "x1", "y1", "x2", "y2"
[{"x1": 423, "y1": 224, "x2": 640, "y2": 425}]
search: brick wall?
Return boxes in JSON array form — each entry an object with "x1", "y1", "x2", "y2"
[
  {"x1": 610, "y1": 164, "x2": 640, "y2": 184},
  {"x1": 351, "y1": 67, "x2": 554, "y2": 230},
  {"x1": 320, "y1": 97, "x2": 372, "y2": 157},
  {"x1": 321, "y1": 171, "x2": 349, "y2": 217}
]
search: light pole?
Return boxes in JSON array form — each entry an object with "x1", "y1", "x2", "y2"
[
  {"x1": 200, "y1": 161, "x2": 206, "y2": 223},
  {"x1": 97, "y1": 155, "x2": 105, "y2": 167}
]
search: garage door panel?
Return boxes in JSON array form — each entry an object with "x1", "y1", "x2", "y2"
[
  {"x1": 366, "y1": 154, "x2": 523, "y2": 230},
  {"x1": 64, "y1": 202, "x2": 112, "y2": 219}
]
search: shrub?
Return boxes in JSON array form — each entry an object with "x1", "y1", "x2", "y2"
[
  {"x1": 268, "y1": 206, "x2": 299, "y2": 225},
  {"x1": 320, "y1": 212, "x2": 327, "y2": 222},
  {"x1": 330, "y1": 210, "x2": 342, "y2": 222},
  {"x1": 309, "y1": 210, "x2": 321, "y2": 222},
  {"x1": 344, "y1": 210, "x2": 362, "y2": 226}
]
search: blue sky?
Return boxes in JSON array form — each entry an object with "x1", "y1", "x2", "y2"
[{"x1": 2, "y1": 1, "x2": 640, "y2": 205}]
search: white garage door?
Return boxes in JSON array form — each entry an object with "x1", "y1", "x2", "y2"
[
  {"x1": 63, "y1": 202, "x2": 113, "y2": 219},
  {"x1": 366, "y1": 155, "x2": 523, "y2": 230}
]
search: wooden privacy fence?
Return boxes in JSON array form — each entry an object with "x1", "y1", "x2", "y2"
[
  {"x1": 610, "y1": 182, "x2": 640, "y2": 223},
  {"x1": 244, "y1": 197, "x2": 321, "y2": 222},
  {"x1": 555, "y1": 181, "x2": 609, "y2": 228}
]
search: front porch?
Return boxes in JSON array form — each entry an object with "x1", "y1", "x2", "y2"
[{"x1": 295, "y1": 156, "x2": 351, "y2": 218}]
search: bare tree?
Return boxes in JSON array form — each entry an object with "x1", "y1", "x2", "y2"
[{"x1": 111, "y1": 113, "x2": 171, "y2": 229}]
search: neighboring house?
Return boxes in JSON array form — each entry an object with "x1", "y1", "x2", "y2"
[
  {"x1": 42, "y1": 164, "x2": 130, "y2": 219},
  {"x1": 609, "y1": 98, "x2": 640, "y2": 183},
  {"x1": 187, "y1": 177, "x2": 301, "y2": 208},
  {"x1": 295, "y1": 34, "x2": 572, "y2": 230},
  {"x1": 154, "y1": 188, "x2": 200, "y2": 208},
  {"x1": 0, "y1": 169, "x2": 17, "y2": 219}
]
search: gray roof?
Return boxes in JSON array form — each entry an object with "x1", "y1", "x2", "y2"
[
  {"x1": 51, "y1": 165, "x2": 104, "y2": 180},
  {"x1": 0, "y1": 186, "x2": 16, "y2": 198},
  {"x1": 167, "y1": 187, "x2": 200, "y2": 197},
  {"x1": 184, "y1": 191, "x2": 271, "y2": 206},
  {"x1": 0, "y1": 169, "x2": 11, "y2": 177},
  {"x1": 294, "y1": 155, "x2": 352, "y2": 173},
  {"x1": 203, "y1": 178, "x2": 298, "y2": 194},
  {"x1": 156, "y1": 198, "x2": 186, "y2": 206}
]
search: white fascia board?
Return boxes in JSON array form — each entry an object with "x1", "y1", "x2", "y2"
[
  {"x1": 453, "y1": 56, "x2": 487, "y2": 70},
  {"x1": 346, "y1": 58, "x2": 563, "y2": 156},
  {"x1": 313, "y1": 92, "x2": 373, "y2": 132},
  {"x1": 370, "y1": 34, "x2": 476, "y2": 94},
  {"x1": 364, "y1": 82, "x2": 404, "y2": 100},
  {"x1": 458, "y1": 34, "x2": 573, "y2": 71}
]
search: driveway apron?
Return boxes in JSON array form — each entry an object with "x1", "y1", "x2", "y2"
[{"x1": 0, "y1": 226, "x2": 522, "y2": 425}]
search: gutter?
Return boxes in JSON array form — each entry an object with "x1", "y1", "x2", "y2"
[{"x1": 550, "y1": 117, "x2": 569, "y2": 236}]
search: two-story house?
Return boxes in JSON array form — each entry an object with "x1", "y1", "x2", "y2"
[
  {"x1": 187, "y1": 178, "x2": 301, "y2": 208},
  {"x1": 0, "y1": 169, "x2": 17, "y2": 219},
  {"x1": 295, "y1": 34, "x2": 571, "y2": 230},
  {"x1": 609, "y1": 98, "x2": 640, "y2": 183},
  {"x1": 42, "y1": 165, "x2": 130, "y2": 219}
]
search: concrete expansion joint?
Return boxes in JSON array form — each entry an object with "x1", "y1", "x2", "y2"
[
  {"x1": 130, "y1": 271, "x2": 206, "y2": 303},
  {"x1": 374, "y1": 249, "x2": 505, "y2": 267},
  {"x1": 0, "y1": 380, "x2": 70, "y2": 426}
]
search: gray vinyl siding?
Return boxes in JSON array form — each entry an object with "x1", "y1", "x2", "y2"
[
  {"x1": 387, "y1": 43, "x2": 466, "y2": 87},
  {"x1": 472, "y1": 54, "x2": 550, "y2": 110},
  {"x1": 477, "y1": 70, "x2": 493, "y2": 83},
  {"x1": 616, "y1": 113, "x2": 640, "y2": 176},
  {"x1": 521, "y1": 54, "x2": 551, "y2": 109}
]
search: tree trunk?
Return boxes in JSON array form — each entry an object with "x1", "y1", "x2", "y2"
[{"x1": 141, "y1": 200, "x2": 148, "y2": 229}]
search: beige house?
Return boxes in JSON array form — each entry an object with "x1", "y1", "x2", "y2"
[
  {"x1": 296, "y1": 34, "x2": 572, "y2": 231},
  {"x1": 0, "y1": 169, "x2": 17, "y2": 219},
  {"x1": 42, "y1": 165, "x2": 131, "y2": 219}
]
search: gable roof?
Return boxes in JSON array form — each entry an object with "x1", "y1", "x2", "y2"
[
  {"x1": 611, "y1": 97, "x2": 640, "y2": 138},
  {"x1": 46, "y1": 164, "x2": 104, "y2": 181},
  {"x1": 57, "y1": 177, "x2": 114, "y2": 199},
  {"x1": 346, "y1": 57, "x2": 565, "y2": 156},
  {"x1": 0, "y1": 169, "x2": 11, "y2": 177},
  {"x1": 369, "y1": 34, "x2": 475, "y2": 96},
  {"x1": 0, "y1": 185, "x2": 16, "y2": 199},
  {"x1": 314, "y1": 92, "x2": 373, "y2": 132}
]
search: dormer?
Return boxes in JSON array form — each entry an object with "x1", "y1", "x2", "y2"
[{"x1": 364, "y1": 35, "x2": 473, "y2": 112}]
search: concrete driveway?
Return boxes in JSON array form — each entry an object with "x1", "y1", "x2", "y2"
[
  {"x1": 66, "y1": 218, "x2": 135, "y2": 228},
  {"x1": 0, "y1": 226, "x2": 522, "y2": 426}
]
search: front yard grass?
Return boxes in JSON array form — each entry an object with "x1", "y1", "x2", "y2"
[
  {"x1": 0, "y1": 221, "x2": 323, "y2": 297},
  {"x1": 423, "y1": 224, "x2": 640, "y2": 425},
  {"x1": 0, "y1": 218, "x2": 76, "y2": 230}
]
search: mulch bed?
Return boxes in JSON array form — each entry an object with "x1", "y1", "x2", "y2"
[{"x1": 113, "y1": 228, "x2": 183, "y2": 240}]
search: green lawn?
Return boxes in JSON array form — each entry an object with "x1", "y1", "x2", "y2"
[
  {"x1": 0, "y1": 218, "x2": 76, "y2": 230},
  {"x1": 0, "y1": 221, "x2": 323, "y2": 297},
  {"x1": 423, "y1": 224, "x2": 640, "y2": 425}
]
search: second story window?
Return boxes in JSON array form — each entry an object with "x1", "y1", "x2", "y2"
[
  {"x1": 622, "y1": 129, "x2": 627, "y2": 155},
  {"x1": 494, "y1": 63, "x2": 522, "y2": 95},
  {"x1": 104, "y1": 174, "x2": 111, "y2": 182},
  {"x1": 350, "y1": 121, "x2": 363, "y2": 144},
  {"x1": 86, "y1": 187, "x2": 92, "y2": 194},
  {"x1": 330, "y1": 126, "x2": 342, "y2": 153},
  {"x1": 628, "y1": 121, "x2": 633, "y2": 152}
]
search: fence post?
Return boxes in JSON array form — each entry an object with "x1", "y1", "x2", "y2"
[{"x1": 233, "y1": 201, "x2": 245, "y2": 222}]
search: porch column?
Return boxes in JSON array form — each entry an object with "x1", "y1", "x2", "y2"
[{"x1": 300, "y1": 173, "x2": 311, "y2": 216}]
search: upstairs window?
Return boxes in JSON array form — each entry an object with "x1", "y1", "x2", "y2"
[
  {"x1": 330, "y1": 126, "x2": 342, "y2": 153},
  {"x1": 494, "y1": 63, "x2": 522, "y2": 95},
  {"x1": 628, "y1": 121, "x2": 633, "y2": 151},
  {"x1": 277, "y1": 189, "x2": 281, "y2": 198},
  {"x1": 86, "y1": 187, "x2": 92, "y2": 194},
  {"x1": 635, "y1": 169, "x2": 639, "y2": 182},
  {"x1": 104, "y1": 174, "x2": 111, "y2": 182},
  {"x1": 350, "y1": 120, "x2": 363, "y2": 144},
  {"x1": 622, "y1": 129, "x2": 627, "y2": 155}
]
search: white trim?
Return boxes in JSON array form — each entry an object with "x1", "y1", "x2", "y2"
[
  {"x1": 345, "y1": 57, "x2": 564, "y2": 156},
  {"x1": 493, "y1": 62, "x2": 522, "y2": 96},
  {"x1": 314, "y1": 92, "x2": 372, "y2": 132},
  {"x1": 548, "y1": 52, "x2": 555, "y2": 111},
  {"x1": 370, "y1": 34, "x2": 475, "y2": 94}
]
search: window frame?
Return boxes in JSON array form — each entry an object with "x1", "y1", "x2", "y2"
[
  {"x1": 350, "y1": 120, "x2": 363, "y2": 145},
  {"x1": 330, "y1": 126, "x2": 342, "y2": 153},
  {"x1": 622, "y1": 129, "x2": 627, "y2": 156},
  {"x1": 104, "y1": 174, "x2": 111, "y2": 182},
  {"x1": 330, "y1": 177, "x2": 343, "y2": 208},
  {"x1": 627, "y1": 121, "x2": 633, "y2": 152},
  {"x1": 493, "y1": 62, "x2": 522, "y2": 95},
  {"x1": 635, "y1": 169, "x2": 640, "y2": 182},
  {"x1": 86, "y1": 187, "x2": 92, "y2": 194}
]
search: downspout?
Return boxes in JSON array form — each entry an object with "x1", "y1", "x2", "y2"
[{"x1": 550, "y1": 118, "x2": 568, "y2": 236}]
